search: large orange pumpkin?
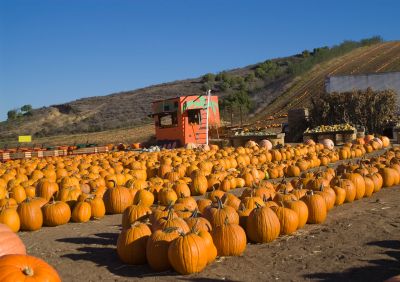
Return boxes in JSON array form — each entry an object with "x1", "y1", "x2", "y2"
[
  {"x1": 17, "y1": 198, "x2": 43, "y2": 231},
  {"x1": 103, "y1": 185, "x2": 133, "y2": 214},
  {"x1": 168, "y1": 232, "x2": 208, "y2": 274},
  {"x1": 117, "y1": 222, "x2": 151, "y2": 265},
  {"x1": 0, "y1": 254, "x2": 61, "y2": 282}
]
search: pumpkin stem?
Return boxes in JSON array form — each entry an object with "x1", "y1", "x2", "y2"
[
  {"x1": 22, "y1": 267, "x2": 34, "y2": 277},
  {"x1": 167, "y1": 208, "x2": 175, "y2": 220},
  {"x1": 163, "y1": 226, "x2": 179, "y2": 233},
  {"x1": 216, "y1": 196, "x2": 223, "y2": 209},
  {"x1": 191, "y1": 218, "x2": 200, "y2": 234},
  {"x1": 190, "y1": 209, "x2": 199, "y2": 218}
]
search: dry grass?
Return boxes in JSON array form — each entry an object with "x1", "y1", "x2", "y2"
[{"x1": 0, "y1": 124, "x2": 155, "y2": 148}]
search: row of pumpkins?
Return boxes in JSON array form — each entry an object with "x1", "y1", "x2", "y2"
[
  {"x1": 0, "y1": 135, "x2": 393, "y2": 280},
  {"x1": 113, "y1": 146, "x2": 400, "y2": 274},
  {"x1": 0, "y1": 136, "x2": 389, "y2": 233},
  {"x1": 0, "y1": 135, "x2": 389, "y2": 232}
]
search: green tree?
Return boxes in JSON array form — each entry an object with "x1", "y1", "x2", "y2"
[
  {"x1": 215, "y1": 71, "x2": 229, "y2": 82},
  {"x1": 245, "y1": 72, "x2": 255, "y2": 82},
  {"x1": 255, "y1": 67, "x2": 266, "y2": 78},
  {"x1": 302, "y1": 50, "x2": 310, "y2": 58},
  {"x1": 202, "y1": 73, "x2": 215, "y2": 83},
  {"x1": 201, "y1": 82, "x2": 214, "y2": 91},
  {"x1": 222, "y1": 90, "x2": 252, "y2": 111},
  {"x1": 219, "y1": 81, "x2": 230, "y2": 91},
  {"x1": 7, "y1": 110, "x2": 17, "y2": 120},
  {"x1": 21, "y1": 104, "x2": 32, "y2": 113}
]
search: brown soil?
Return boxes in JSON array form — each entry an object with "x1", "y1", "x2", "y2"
[{"x1": 19, "y1": 186, "x2": 400, "y2": 282}]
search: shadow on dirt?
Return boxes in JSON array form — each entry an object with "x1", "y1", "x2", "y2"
[
  {"x1": 56, "y1": 233, "x2": 234, "y2": 280},
  {"x1": 57, "y1": 232, "x2": 167, "y2": 278},
  {"x1": 304, "y1": 240, "x2": 400, "y2": 282}
]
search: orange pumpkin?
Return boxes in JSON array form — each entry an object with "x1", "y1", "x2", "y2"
[{"x1": 0, "y1": 254, "x2": 61, "y2": 282}]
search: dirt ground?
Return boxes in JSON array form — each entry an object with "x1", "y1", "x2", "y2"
[{"x1": 19, "y1": 185, "x2": 400, "y2": 282}]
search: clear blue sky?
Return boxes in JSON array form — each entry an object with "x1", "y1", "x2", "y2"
[{"x1": 1, "y1": 0, "x2": 399, "y2": 121}]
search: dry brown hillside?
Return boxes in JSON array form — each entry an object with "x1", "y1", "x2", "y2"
[{"x1": 1, "y1": 38, "x2": 399, "y2": 145}]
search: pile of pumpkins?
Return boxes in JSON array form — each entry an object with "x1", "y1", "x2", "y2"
[
  {"x1": 0, "y1": 135, "x2": 389, "y2": 234},
  {"x1": 0, "y1": 134, "x2": 394, "y2": 278},
  {"x1": 114, "y1": 144, "x2": 400, "y2": 274},
  {"x1": 0, "y1": 223, "x2": 61, "y2": 281}
]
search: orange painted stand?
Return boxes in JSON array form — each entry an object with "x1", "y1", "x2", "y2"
[{"x1": 151, "y1": 95, "x2": 220, "y2": 146}]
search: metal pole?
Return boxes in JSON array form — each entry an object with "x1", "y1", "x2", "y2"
[{"x1": 205, "y1": 89, "x2": 211, "y2": 145}]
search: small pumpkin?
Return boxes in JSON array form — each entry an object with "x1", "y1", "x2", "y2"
[
  {"x1": 133, "y1": 189, "x2": 155, "y2": 207},
  {"x1": 203, "y1": 197, "x2": 239, "y2": 228},
  {"x1": 0, "y1": 206, "x2": 20, "y2": 232},
  {"x1": 198, "y1": 230, "x2": 217, "y2": 264},
  {"x1": 283, "y1": 200, "x2": 308, "y2": 229},
  {"x1": 152, "y1": 208, "x2": 190, "y2": 233},
  {"x1": 87, "y1": 196, "x2": 106, "y2": 219},
  {"x1": 185, "y1": 210, "x2": 212, "y2": 232},
  {"x1": 71, "y1": 201, "x2": 91, "y2": 223},
  {"x1": 273, "y1": 204, "x2": 299, "y2": 235},
  {"x1": 122, "y1": 204, "x2": 152, "y2": 228}
]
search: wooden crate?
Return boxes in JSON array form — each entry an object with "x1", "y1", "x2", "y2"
[
  {"x1": 71, "y1": 146, "x2": 109, "y2": 155},
  {"x1": 10, "y1": 152, "x2": 32, "y2": 159},
  {"x1": 0, "y1": 153, "x2": 10, "y2": 161}
]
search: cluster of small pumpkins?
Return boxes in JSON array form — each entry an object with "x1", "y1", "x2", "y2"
[
  {"x1": 113, "y1": 144, "x2": 400, "y2": 274},
  {"x1": 0, "y1": 134, "x2": 389, "y2": 234},
  {"x1": 0, "y1": 223, "x2": 61, "y2": 281}
]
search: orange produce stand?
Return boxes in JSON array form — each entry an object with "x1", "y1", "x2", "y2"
[{"x1": 151, "y1": 95, "x2": 220, "y2": 146}]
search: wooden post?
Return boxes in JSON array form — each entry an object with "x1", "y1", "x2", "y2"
[
  {"x1": 239, "y1": 106, "x2": 243, "y2": 127},
  {"x1": 230, "y1": 106, "x2": 233, "y2": 126}
]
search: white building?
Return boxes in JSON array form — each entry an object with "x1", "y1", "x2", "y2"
[{"x1": 325, "y1": 71, "x2": 400, "y2": 95}]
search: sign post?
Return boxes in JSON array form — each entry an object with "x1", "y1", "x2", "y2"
[{"x1": 205, "y1": 89, "x2": 211, "y2": 146}]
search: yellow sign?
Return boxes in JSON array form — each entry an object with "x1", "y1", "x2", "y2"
[{"x1": 18, "y1": 136, "x2": 32, "y2": 142}]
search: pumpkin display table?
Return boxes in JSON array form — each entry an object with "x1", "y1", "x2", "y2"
[
  {"x1": 228, "y1": 133, "x2": 285, "y2": 147},
  {"x1": 303, "y1": 124, "x2": 363, "y2": 145}
]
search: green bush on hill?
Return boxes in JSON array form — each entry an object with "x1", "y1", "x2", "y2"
[{"x1": 288, "y1": 36, "x2": 383, "y2": 75}]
